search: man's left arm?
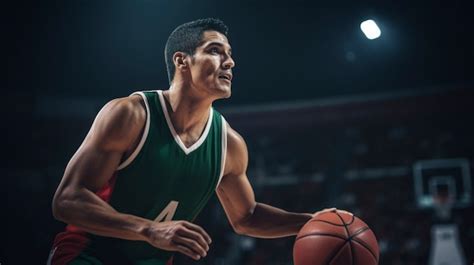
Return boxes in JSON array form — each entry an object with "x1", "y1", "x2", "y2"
[{"x1": 216, "y1": 125, "x2": 313, "y2": 238}]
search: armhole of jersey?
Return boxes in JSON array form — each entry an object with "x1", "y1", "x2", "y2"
[
  {"x1": 215, "y1": 116, "x2": 228, "y2": 189},
  {"x1": 46, "y1": 246, "x2": 57, "y2": 265},
  {"x1": 117, "y1": 92, "x2": 151, "y2": 171}
]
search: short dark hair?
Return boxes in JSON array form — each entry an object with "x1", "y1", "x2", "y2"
[{"x1": 164, "y1": 18, "x2": 229, "y2": 84}]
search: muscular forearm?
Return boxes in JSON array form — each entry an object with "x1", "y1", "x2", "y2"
[
  {"x1": 236, "y1": 203, "x2": 312, "y2": 238},
  {"x1": 53, "y1": 187, "x2": 152, "y2": 242}
]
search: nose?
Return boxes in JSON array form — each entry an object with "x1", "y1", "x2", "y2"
[{"x1": 222, "y1": 55, "x2": 235, "y2": 69}]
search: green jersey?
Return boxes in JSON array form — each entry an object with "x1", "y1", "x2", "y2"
[{"x1": 52, "y1": 90, "x2": 227, "y2": 265}]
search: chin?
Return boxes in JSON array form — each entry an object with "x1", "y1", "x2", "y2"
[
  {"x1": 222, "y1": 86, "x2": 232, "y2": 98},
  {"x1": 221, "y1": 87, "x2": 232, "y2": 99},
  {"x1": 212, "y1": 85, "x2": 231, "y2": 99}
]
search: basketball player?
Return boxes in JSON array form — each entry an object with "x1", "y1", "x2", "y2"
[{"x1": 49, "y1": 18, "x2": 338, "y2": 265}]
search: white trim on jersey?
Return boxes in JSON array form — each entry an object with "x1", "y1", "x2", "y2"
[
  {"x1": 46, "y1": 246, "x2": 57, "y2": 265},
  {"x1": 117, "y1": 92, "x2": 151, "y2": 170},
  {"x1": 216, "y1": 116, "x2": 228, "y2": 189},
  {"x1": 157, "y1": 90, "x2": 213, "y2": 155}
]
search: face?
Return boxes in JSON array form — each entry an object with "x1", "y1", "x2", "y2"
[{"x1": 184, "y1": 30, "x2": 235, "y2": 99}]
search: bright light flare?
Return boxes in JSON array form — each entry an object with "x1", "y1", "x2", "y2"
[{"x1": 360, "y1": 19, "x2": 381, "y2": 40}]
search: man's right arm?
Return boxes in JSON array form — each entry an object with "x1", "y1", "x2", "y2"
[
  {"x1": 52, "y1": 96, "x2": 149, "y2": 240},
  {"x1": 52, "y1": 95, "x2": 210, "y2": 260}
]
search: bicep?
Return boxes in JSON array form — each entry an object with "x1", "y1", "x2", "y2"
[
  {"x1": 216, "y1": 125, "x2": 257, "y2": 224},
  {"x1": 62, "y1": 141, "x2": 124, "y2": 192},
  {"x1": 216, "y1": 171, "x2": 256, "y2": 220}
]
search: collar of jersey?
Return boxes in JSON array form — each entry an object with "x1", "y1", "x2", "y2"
[{"x1": 157, "y1": 90, "x2": 213, "y2": 155}]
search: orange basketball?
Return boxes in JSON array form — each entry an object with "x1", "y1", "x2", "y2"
[{"x1": 293, "y1": 210, "x2": 379, "y2": 265}]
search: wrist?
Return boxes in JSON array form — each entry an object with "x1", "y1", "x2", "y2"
[
  {"x1": 135, "y1": 218, "x2": 154, "y2": 243},
  {"x1": 299, "y1": 213, "x2": 313, "y2": 227}
]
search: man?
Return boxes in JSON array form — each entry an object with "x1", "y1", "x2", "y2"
[{"x1": 50, "y1": 18, "x2": 333, "y2": 265}]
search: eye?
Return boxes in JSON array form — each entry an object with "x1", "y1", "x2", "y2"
[{"x1": 209, "y1": 47, "x2": 220, "y2": 54}]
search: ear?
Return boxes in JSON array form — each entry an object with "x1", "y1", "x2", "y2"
[{"x1": 173, "y1": 52, "x2": 188, "y2": 72}]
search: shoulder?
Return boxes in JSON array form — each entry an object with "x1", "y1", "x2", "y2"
[
  {"x1": 90, "y1": 94, "x2": 147, "y2": 150},
  {"x1": 102, "y1": 94, "x2": 145, "y2": 119},
  {"x1": 224, "y1": 123, "x2": 248, "y2": 175},
  {"x1": 226, "y1": 124, "x2": 246, "y2": 152},
  {"x1": 96, "y1": 95, "x2": 146, "y2": 132}
]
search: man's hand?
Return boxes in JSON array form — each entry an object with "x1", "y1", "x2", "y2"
[
  {"x1": 313, "y1": 208, "x2": 354, "y2": 218},
  {"x1": 144, "y1": 220, "x2": 212, "y2": 261}
]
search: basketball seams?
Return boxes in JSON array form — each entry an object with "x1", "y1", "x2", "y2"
[
  {"x1": 295, "y1": 212, "x2": 378, "y2": 265},
  {"x1": 294, "y1": 235, "x2": 347, "y2": 265},
  {"x1": 348, "y1": 213, "x2": 355, "y2": 225},
  {"x1": 351, "y1": 235, "x2": 379, "y2": 262},
  {"x1": 334, "y1": 211, "x2": 355, "y2": 265},
  {"x1": 309, "y1": 212, "x2": 356, "y2": 227},
  {"x1": 326, "y1": 241, "x2": 349, "y2": 265},
  {"x1": 296, "y1": 232, "x2": 347, "y2": 241},
  {"x1": 350, "y1": 226, "x2": 370, "y2": 238},
  {"x1": 309, "y1": 219, "x2": 347, "y2": 227}
]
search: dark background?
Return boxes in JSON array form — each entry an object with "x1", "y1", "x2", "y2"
[{"x1": 4, "y1": 0, "x2": 474, "y2": 264}]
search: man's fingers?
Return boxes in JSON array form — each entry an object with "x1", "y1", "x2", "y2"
[
  {"x1": 173, "y1": 234, "x2": 208, "y2": 257},
  {"x1": 338, "y1": 209, "x2": 354, "y2": 216},
  {"x1": 174, "y1": 243, "x2": 201, "y2": 261},
  {"x1": 183, "y1": 222, "x2": 212, "y2": 244},
  {"x1": 313, "y1": 208, "x2": 354, "y2": 217},
  {"x1": 177, "y1": 226, "x2": 209, "y2": 251},
  {"x1": 177, "y1": 227, "x2": 209, "y2": 251},
  {"x1": 321, "y1": 207, "x2": 337, "y2": 213},
  {"x1": 313, "y1": 207, "x2": 337, "y2": 217}
]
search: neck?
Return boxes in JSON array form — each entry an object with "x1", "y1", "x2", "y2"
[{"x1": 163, "y1": 83, "x2": 213, "y2": 134}]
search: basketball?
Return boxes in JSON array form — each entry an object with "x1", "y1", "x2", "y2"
[{"x1": 293, "y1": 210, "x2": 379, "y2": 265}]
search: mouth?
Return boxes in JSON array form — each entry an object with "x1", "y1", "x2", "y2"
[{"x1": 218, "y1": 73, "x2": 232, "y2": 83}]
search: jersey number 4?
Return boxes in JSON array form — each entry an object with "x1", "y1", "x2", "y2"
[{"x1": 154, "y1": 201, "x2": 179, "y2": 222}]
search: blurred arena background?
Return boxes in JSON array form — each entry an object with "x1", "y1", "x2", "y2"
[{"x1": 4, "y1": 0, "x2": 474, "y2": 264}]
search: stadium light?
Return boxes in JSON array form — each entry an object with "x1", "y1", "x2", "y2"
[{"x1": 360, "y1": 19, "x2": 381, "y2": 40}]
